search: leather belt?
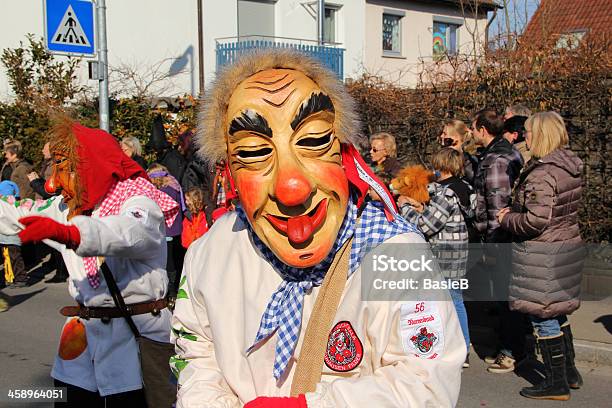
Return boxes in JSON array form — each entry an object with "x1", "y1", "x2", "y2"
[{"x1": 60, "y1": 299, "x2": 167, "y2": 321}]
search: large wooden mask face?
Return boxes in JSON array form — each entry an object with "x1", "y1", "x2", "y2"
[
  {"x1": 46, "y1": 152, "x2": 81, "y2": 218},
  {"x1": 226, "y1": 68, "x2": 349, "y2": 268}
]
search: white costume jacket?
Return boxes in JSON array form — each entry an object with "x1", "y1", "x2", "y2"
[
  {"x1": 0, "y1": 195, "x2": 171, "y2": 396},
  {"x1": 171, "y1": 212, "x2": 464, "y2": 407}
]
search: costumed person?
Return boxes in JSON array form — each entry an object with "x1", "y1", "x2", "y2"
[
  {"x1": 170, "y1": 49, "x2": 465, "y2": 407},
  {"x1": 0, "y1": 115, "x2": 179, "y2": 407}
]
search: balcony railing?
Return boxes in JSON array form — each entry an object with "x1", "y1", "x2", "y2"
[{"x1": 215, "y1": 35, "x2": 344, "y2": 78}]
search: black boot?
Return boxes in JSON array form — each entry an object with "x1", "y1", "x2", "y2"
[
  {"x1": 520, "y1": 334, "x2": 570, "y2": 401},
  {"x1": 561, "y1": 323, "x2": 583, "y2": 389}
]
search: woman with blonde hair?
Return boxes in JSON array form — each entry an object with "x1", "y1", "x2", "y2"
[
  {"x1": 121, "y1": 136, "x2": 147, "y2": 170},
  {"x1": 369, "y1": 132, "x2": 401, "y2": 185},
  {"x1": 498, "y1": 111, "x2": 584, "y2": 401},
  {"x1": 438, "y1": 119, "x2": 478, "y2": 184}
]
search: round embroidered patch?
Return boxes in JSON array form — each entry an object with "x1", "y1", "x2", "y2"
[
  {"x1": 410, "y1": 326, "x2": 439, "y2": 355},
  {"x1": 324, "y1": 321, "x2": 363, "y2": 372}
]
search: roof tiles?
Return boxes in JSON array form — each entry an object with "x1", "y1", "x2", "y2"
[{"x1": 522, "y1": 0, "x2": 612, "y2": 45}]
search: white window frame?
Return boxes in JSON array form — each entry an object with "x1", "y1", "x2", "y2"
[
  {"x1": 323, "y1": 4, "x2": 341, "y2": 44},
  {"x1": 382, "y1": 9, "x2": 405, "y2": 57}
]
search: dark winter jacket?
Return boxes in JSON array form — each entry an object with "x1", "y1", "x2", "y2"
[
  {"x1": 0, "y1": 162, "x2": 12, "y2": 181},
  {"x1": 501, "y1": 148, "x2": 585, "y2": 318},
  {"x1": 31, "y1": 158, "x2": 54, "y2": 199},
  {"x1": 462, "y1": 151, "x2": 478, "y2": 185},
  {"x1": 158, "y1": 149, "x2": 186, "y2": 183},
  {"x1": 474, "y1": 137, "x2": 523, "y2": 243}
]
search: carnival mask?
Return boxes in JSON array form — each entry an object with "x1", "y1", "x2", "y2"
[
  {"x1": 46, "y1": 153, "x2": 80, "y2": 217},
  {"x1": 226, "y1": 69, "x2": 349, "y2": 268}
]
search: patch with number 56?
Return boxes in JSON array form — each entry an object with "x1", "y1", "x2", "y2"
[{"x1": 399, "y1": 302, "x2": 444, "y2": 359}]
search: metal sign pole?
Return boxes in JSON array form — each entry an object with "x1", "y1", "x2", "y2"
[{"x1": 96, "y1": 0, "x2": 110, "y2": 131}]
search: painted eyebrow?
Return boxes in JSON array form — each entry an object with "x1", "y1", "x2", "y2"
[
  {"x1": 229, "y1": 110, "x2": 273, "y2": 138},
  {"x1": 290, "y1": 92, "x2": 335, "y2": 130}
]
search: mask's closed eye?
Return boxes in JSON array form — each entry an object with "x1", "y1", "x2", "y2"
[
  {"x1": 296, "y1": 132, "x2": 332, "y2": 148},
  {"x1": 236, "y1": 147, "x2": 273, "y2": 159}
]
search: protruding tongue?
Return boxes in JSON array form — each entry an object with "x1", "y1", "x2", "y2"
[{"x1": 287, "y1": 214, "x2": 314, "y2": 245}]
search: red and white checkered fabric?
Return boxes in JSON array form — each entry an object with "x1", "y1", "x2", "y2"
[{"x1": 84, "y1": 177, "x2": 179, "y2": 288}]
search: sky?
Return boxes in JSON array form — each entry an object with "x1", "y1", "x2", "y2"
[{"x1": 488, "y1": 0, "x2": 541, "y2": 39}]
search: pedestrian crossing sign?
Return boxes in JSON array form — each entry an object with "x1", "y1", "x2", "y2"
[{"x1": 44, "y1": 0, "x2": 95, "y2": 56}]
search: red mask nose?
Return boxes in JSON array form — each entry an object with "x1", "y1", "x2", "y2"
[
  {"x1": 275, "y1": 168, "x2": 313, "y2": 207},
  {"x1": 44, "y1": 177, "x2": 57, "y2": 195}
]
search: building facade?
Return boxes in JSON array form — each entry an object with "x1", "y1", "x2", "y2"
[{"x1": 0, "y1": 0, "x2": 497, "y2": 99}]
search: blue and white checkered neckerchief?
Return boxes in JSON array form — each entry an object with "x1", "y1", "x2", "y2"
[{"x1": 238, "y1": 197, "x2": 421, "y2": 381}]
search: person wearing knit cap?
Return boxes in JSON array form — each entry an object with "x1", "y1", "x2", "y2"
[
  {"x1": 171, "y1": 49, "x2": 464, "y2": 408},
  {"x1": 0, "y1": 115, "x2": 179, "y2": 406}
]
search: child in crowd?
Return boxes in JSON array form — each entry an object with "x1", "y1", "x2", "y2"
[
  {"x1": 0, "y1": 180, "x2": 25, "y2": 288},
  {"x1": 398, "y1": 148, "x2": 476, "y2": 368},
  {"x1": 181, "y1": 187, "x2": 209, "y2": 249}
]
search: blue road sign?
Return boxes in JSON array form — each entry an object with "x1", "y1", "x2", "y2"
[{"x1": 44, "y1": 0, "x2": 95, "y2": 56}]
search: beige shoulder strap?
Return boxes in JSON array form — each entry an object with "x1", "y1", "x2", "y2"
[{"x1": 290, "y1": 237, "x2": 352, "y2": 396}]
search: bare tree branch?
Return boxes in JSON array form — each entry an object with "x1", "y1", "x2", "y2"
[{"x1": 108, "y1": 57, "x2": 188, "y2": 98}]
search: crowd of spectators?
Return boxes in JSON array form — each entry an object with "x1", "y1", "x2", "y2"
[{"x1": 378, "y1": 105, "x2": 585, "y2": 400}]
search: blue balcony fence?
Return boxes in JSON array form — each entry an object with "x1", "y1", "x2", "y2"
[{"x1": 216, "y1": 37, "x2": 344, "y2": 79}]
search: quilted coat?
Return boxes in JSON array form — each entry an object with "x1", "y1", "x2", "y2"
[{"x1": 501, "y1": 148, "x2": 585, "y2": 318}]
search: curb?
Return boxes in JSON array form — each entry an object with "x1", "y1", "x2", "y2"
[
  {"x1": 574, "y1": 340, "x2": 612, "y2": 366},
  {"x1": 470, "y1": 325, "x2": 612, "y2": 366}
]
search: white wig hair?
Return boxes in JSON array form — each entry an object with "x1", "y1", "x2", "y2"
[{"x1": 196, "y1": 48, "x2": 364, "y2": 164}]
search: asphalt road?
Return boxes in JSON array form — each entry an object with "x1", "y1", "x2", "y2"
[{"x1": 1, "y1": 267, "x2": 611, "y2": 408}]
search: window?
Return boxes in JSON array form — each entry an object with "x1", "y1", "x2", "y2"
[
  {"x1": 323, "y1": 7, "x2": 336, "y2": 43},
  {"x1": 555, "y1": 30, "x2": 586, "y2": 49},
  {"x1": 238, "y1": 0, "x2": 275, "y2": 38},
  {"x1": 383, "y1": 12, "x2": 403, "y2": 55},
  {"x1": 433, "y1": 21, "x2": 460, "y2": 58}
]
